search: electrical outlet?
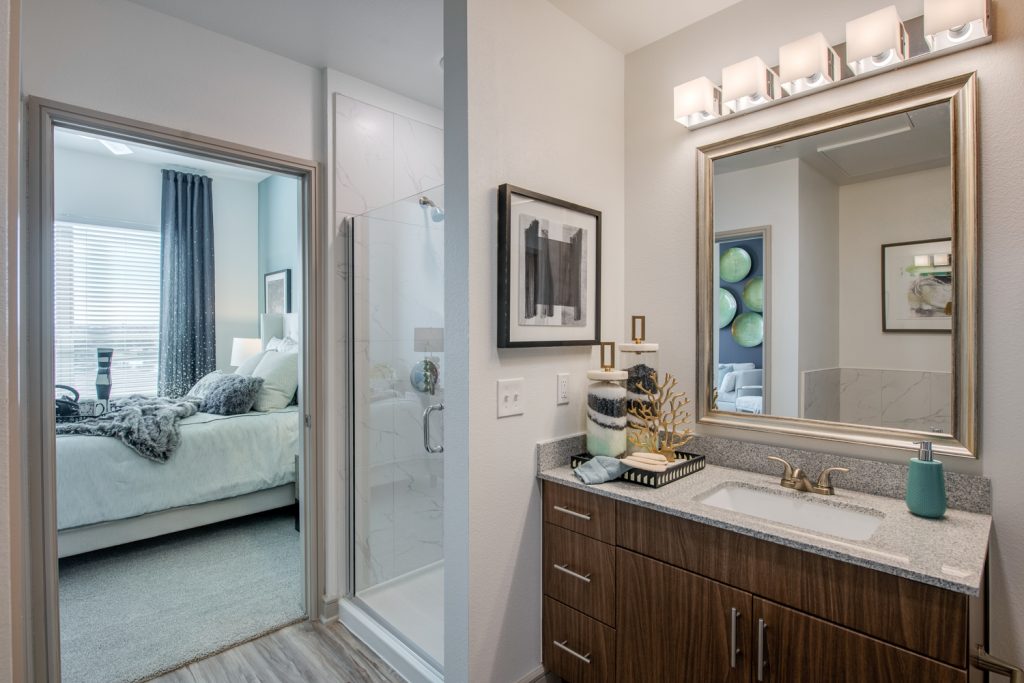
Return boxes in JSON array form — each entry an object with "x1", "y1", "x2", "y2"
[
  {"x1": 497, "y1": 378, "x2": 525, "y2": 418},
  {"x1": 556, "y1": 373, "x2": 570, "y2": 405}
]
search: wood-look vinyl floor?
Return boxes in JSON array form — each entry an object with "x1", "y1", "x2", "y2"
[{"x1": 149, "y1": 620, "x2": 405, "y2": 683}]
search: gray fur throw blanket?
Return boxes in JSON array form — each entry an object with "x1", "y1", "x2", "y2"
[{"x1": 56, "y1": 395, "x2": 200, "y2": 463}]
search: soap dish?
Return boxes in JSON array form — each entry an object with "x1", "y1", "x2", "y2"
[{"x1": 571, "y1": 452, "x2": 706, "y2": 488}]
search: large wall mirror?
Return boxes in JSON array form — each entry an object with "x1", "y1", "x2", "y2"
[{"x1": 697, "y1": 74, "x2": 978, "y2": 457}]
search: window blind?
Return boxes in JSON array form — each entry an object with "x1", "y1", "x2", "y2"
[{"x1": 53, "y1": 222, "x2": 162, "y2": 397}]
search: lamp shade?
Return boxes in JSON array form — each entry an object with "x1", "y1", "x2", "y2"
[
  {"x1": 779, "y1": 33, "x2": 840, "y2": 94},
  {"x1": 722, "y1": 57, "x2": 780, "y2": 112},
  {"x1": 674, "y1": 77, "x2": 722, "y2": 126},
  {"x1": 924, "y1": 0, "x2": 989, "y2": 51},
  {"x1": 230, "y1": 337, "x2": 262, "y2": 366},
  {"x1": 846, "y1": 6, "x2": 908, "y2": 75}
]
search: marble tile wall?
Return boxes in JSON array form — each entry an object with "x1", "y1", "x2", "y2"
[
  {"x1": 333, "y1": 93, "x2": 445, "y2": 591},
  {"x1": 802, "y1": 367, "x2": 952, "y2": 434}
]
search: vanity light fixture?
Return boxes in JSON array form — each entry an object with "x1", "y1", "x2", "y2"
[
  {"x1": 779, "y1": 33, "x2": 841, "y2": 95},
  {"x1": 674, "y1": 77, "x2": 724, "y2": 126},
  {"x1": 845, "y1": 5, "x2": 909, "y2": 75},
  {"x1": 924, "y1": 0, "x2": 990, "y2": 51},
  {"x1": 722, "y1": 56, "x2": 780, "y2": 113}
]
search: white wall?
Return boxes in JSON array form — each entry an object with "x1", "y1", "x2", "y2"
[
  {"x1": 22, "y1": 0, "x2": 322, "y2": 163},
  {"x1": 838, "y1": 166, "x2": 952, "y2": 372},
  {"x1": 625, "y1": 0, "x2": 1024, "y2": 665},
  {"x1": 456, "y1": 0, "x2": 625, "y2": 679},
  {"x1": 53, "y1": 147, "x2": 261, "y2": 370},
  {"x1": 797, "y1": 161, "x2": 839, "y2": 375}
]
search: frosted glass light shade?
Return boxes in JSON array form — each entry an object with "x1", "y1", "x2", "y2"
[
  {"x1": 779, "y1": 33, "x2": 841, "y2": 95},
  {"x1": 722, "y1": 57, "x2": 780, "y2": 112},
  {"x1": 230, "y1": 337, "x2": 262, "y2": 366},
  {"x1": 924, "y1": 0, "x2": 989, "y2": 51},
  {"x1": 846, "y1": 6, "x2": 909, "y2": 75},
  {"x1": 674, "y1": 77, "x2": 723, "y2": 126}
]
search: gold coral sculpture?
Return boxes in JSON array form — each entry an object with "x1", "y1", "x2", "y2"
[{"x1": 627, "y1": 372, "x2": 694, "y2": 460}]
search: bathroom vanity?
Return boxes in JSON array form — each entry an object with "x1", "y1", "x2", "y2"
[{"x1": 538, "y1": 463, "x2": 991, "y2": 682}]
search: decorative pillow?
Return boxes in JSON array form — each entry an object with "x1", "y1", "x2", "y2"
[
  {"x1": 187, "y1": 370, "x2": 225, "y2": 401},
  {"x1": 266, "y1": 336, "x2": 300, "y2": 353},
  {"x1": 235, "y1": 350, "x2": 268, "y2": 376},
  {"x1": 200, "y1": 374, "x2": 264, "y2": 415},
  {"x1": 251, "y1": 350, "x2": 299, "y2": 411},
  {"x1": 265, "y1": 336, "x2": 285, "y2": 351}
]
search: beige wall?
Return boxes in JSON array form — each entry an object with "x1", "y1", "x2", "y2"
[
  {"x1": 457, "y1": 0, "x2": 625, "y2": 679},
  {"x1": 626, "y1": 0, "x2": 1024, "y2": 665}
]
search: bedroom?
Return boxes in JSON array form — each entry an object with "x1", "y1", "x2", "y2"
[{"x1": 51, "y1": 127, "x2": 306, "y2": 683}]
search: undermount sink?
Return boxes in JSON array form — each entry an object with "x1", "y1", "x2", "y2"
[{"x1": 697, "y1": 484, "x2": 883, "y2": 541}]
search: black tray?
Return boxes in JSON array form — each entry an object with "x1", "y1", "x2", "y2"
[{"x1": 571, "y1": 451, "x2": 706, "y2": 488}]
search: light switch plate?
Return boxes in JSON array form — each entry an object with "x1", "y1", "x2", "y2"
[
  {"x1": 497, "y1": 378, "x2": 525, "y2": 418},
  {"x1": 556, "y1": 373, "x2": 570, "y2": 405}
]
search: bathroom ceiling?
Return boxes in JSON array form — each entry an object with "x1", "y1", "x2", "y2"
[
  {"x1": 550, "y1": 0, "x2": 744, "y2": 53},
  {"x1": 124, "y1": 0, "x2": 444, "y2": 109}
]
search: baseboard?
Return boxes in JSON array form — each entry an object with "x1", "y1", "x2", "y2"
[
  {"x1": 515, "y1": 665, "x2": 555, "y2": 683},
  {"x1": 320, "y1": 594, "x2": 340, "y2": 623}
]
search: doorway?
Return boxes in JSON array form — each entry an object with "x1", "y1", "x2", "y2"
[{"x1": 23, "y1": 99, "x2": 324, "y2": 682}]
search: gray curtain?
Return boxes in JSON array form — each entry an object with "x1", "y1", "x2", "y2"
[{"x1": 158, "y1": 170, "x2": 216, "y2": 397}]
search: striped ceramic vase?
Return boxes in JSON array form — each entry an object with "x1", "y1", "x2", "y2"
[{"x1": 586, "y1": 373, "x2": 627, "y2": 458}]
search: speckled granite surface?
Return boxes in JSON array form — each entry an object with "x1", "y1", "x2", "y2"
[{"x1": 540, "y1": 463, "x2": 991, "y2": 595}]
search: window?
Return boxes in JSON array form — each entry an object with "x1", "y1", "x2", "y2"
[{"x1": 53, "y1": 222, "x2": 162, "y2": 397}]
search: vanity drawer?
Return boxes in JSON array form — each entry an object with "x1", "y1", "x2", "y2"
[
  {"x1": 543, "y1": 596, "x2": 616, "y2": 683},
  {"x1": 543, "y1": 523, "x2": 616, "y2": 626},
  {"x1": 544, "y1": 481, "x2": 616, "y2": 544}
]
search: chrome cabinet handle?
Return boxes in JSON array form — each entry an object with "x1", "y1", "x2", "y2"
[
  {"x1": 553, "y1": 640, "x2": 591, "y2": 664},
  {"x1": 422, "y1": 403, "x2": 444, "y2": 454},
  {"x1": 757, "y1": 618, "x2": 768, "y2": 682},
  {"x1": 552, "y1": 505, "x2": 591, "y2": 521},
  {"x1": 553, "y1": 563, "x2": 592, "y2": 583},
  {"x1": 730, "y1": 607, "x2": 741, "y2": 669}
]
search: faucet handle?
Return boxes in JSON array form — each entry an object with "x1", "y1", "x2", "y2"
[
  {"x1": 814, "y1": 467, "x2": 849, "y2": 494},
  {"x1": 766, "y1": 456, "x2": 795, "y2": 480}
]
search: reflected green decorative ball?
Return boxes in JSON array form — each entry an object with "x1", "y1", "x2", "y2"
[
  {"x1": 719, "y1": 288, "x2": 737, "y2": 329},
  {"x1": 742, "y1": 276, "x2": 764, "y2": 312},
  {"x1": 732, "y1": 312, "x2": 764, "y2": 347},
  {"x1": 720, "y1": 247, "x2": 752, "y2": 283}
]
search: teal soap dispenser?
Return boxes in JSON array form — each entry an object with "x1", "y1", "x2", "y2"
[{"x1": 906, "y1": 441, "x2": 947, "y2": 518}]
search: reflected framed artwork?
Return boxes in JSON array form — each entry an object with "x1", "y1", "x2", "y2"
[
  {"x1": 264, "y1": 268, "x2": 292, "y2": 314},
  {"x1": 497, "y1": 184, "x2": 601, "y2": 347},
  {"x1": 882, "y1": 238, "x2": 952, "y2": 333}
]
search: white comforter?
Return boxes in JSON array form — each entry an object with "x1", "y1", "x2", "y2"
[{"x1": 57, "y1": 408, "x2": 300, "y2": 530}]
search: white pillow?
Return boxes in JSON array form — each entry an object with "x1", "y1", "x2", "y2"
[
  {"x1": 235, "y1": 350, "x2": 268, "y2": 376},
  {"x1": 277, "y1": 336, "x2": 300, "y2": 353},
  {"x1": 250, "y1": 350, "x2": 299, "y2": 411},
  {"x1": 720, "y1": 371, "x2": 738, "y2": 393}
]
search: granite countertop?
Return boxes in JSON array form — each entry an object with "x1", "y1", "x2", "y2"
[{"x1": 539, "y1": 462, "x2": 991, "y2": 595}]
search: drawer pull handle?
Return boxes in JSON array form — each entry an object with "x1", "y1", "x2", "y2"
[
  {"x1": 553, "y1": 563, "x2": 592, "y2": 583},
  {"x1": 553, "y1": 640, "x2": 591, "y2": 664},
  {"x1": 757, "y1": 618, "x2": 768, "y2": 682},
  {"x1": 730, "y1": 607, "x2": 741, "y2": 669},
  {"x1": 553, "y1": 505, "x2": 591, "y2": 521}
]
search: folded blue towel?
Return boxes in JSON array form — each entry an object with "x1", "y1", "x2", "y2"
[{"x1": 573, "y1": 455, "x2": 628, "y2": 485}]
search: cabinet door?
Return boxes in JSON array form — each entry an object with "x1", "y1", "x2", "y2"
[
  {"x1": 753, "y1": 598, "x2": 966, "y2": 683},
  {"x1": 617, "y1": 549, "x2": 751, "y2": 682}
]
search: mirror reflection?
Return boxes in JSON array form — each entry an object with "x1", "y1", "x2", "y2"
[{"x1": 712, "y1": 102, "x2": 953, "y2": 434}]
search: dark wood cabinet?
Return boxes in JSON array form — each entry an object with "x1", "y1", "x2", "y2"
[{"x1": 541, "y1": 481, "x2": 980, "y2": 683}]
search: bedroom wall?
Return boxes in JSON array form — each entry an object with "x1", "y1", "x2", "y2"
[
  {"x1": 257, "y1": 175, "x2": 301, "y2": 317},
  {"x1": 624, "y1": 0, "x2": 1024, "y2": 665},
  {"x1": 52, "y1": 147, "x2": 261, "y2": 371}
]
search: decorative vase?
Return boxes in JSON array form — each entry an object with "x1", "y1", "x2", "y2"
[
  {"x1": 586, "y1": 342, "x2": 628, "y2": 458},
  {"x1": 620, "y1": 316, "x2": 659, "y2": 454},
  {"x1": 96, "y1": 347, "x2": 113, "y2": 410}
]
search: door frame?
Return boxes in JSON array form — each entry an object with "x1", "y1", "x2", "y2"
[{"x1": 21, "y1": 97, "x2": 326, "y2": 681}]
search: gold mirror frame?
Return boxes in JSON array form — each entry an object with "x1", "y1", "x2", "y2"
[{"x1": 697, "y1": 73, "x2": 978, "y2": 458}]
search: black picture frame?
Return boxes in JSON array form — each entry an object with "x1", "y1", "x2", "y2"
[
  {"x1": 264, "y1": 268, "x2": 292, "y2": 314},
  {"x1": 881, "y1": 238, "x2": 953, "y2": 334},
  {"x1": 497, "y1": 184, "x2": 601, "y2": 348}
]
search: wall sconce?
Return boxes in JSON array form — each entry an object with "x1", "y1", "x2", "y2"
[
  {"x1": 722, "y1": 57, "x2": 779, "y2": 112},
  {"x1": 779, "y1": 33, "x2": 841, "y2": 95},
  {"x1": 924, "y1": 0, "x2": 990, "y2": 51},
  {"x1": 846, "y1": 6, "x2": 908, "y2": 75},
  {"x1": 674, "y1": 77, "x2": 723, "y2": 126}
]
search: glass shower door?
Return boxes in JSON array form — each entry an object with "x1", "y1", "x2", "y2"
[{"x1": 351, "y1": 186, "x2": 444, "y2": 669}]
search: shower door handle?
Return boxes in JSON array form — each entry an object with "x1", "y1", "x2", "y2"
[{"x1": 423, "y1": 402, "x2": 444, "y2": 454}]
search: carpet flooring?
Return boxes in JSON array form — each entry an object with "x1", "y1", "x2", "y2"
[{"x1": 59, "y1": 509, "x2": 304, "y2": 683}]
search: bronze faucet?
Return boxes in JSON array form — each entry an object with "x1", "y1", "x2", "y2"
[{"x1": 766, "y1": 456, "x2": 849, "y2": 496}]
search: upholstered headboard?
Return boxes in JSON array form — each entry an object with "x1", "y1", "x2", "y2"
[{"x1": 260, "y1": 313, "x2": 300, "y2": 349}]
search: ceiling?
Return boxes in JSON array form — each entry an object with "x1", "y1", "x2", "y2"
[
  {"x1": 125, "y1": 0, "x2": 444, "y2": 109},
  {"x1": 54, "y1": 128, "x2": 274, "y2": 183},
  {"x1": 549, "y1": 0, "x2": 744, "y2": 53}
]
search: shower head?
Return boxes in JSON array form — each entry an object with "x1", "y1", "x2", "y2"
[{"x1": 419, "y1": 196, "x2": 445, "y2": 222}]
